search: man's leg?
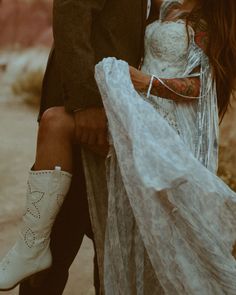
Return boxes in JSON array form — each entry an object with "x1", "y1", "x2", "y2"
[{"x1": 19, "y1": 146, "x2": 99, "y2": 295}]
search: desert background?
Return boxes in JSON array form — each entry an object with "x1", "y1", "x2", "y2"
[{"x1": 0, "y1": 0, "x2": 235, "y2": 295}]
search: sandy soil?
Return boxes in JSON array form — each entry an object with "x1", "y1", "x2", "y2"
[{"x1": 0, "y1": 100, "x2": 95, "y2": 295}]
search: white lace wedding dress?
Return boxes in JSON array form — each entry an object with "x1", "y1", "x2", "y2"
[{"x1": 83, "y1": 1, "x2": 236, "y2": 294}]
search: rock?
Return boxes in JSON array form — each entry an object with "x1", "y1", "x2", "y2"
[{"x1": 0, "y1": 0, "x2": 53, "y2": 47}]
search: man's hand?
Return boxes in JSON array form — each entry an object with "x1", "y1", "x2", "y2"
[{"x1": 74, "y1": 107, "x2": 109, "y2": 156}]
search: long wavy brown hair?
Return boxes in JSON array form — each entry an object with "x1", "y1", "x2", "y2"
[{"x1": 197, "y1": 0, "x2": 236, "y2": 119}]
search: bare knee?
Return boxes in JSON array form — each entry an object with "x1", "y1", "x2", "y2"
[{"x1": 39, "y1": 107, "x2": 74, "y2": 140}]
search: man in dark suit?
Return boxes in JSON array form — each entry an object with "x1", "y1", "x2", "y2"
[{"x1": 19, "y1": 0, "x2": 148, "y2": 294}]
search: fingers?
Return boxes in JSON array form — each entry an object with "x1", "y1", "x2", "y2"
[
  {"x1": 75, "y1": 128, "x2": 108, "y2": 145},
  {"x1": 74, "y1": 120, "x2": 83, "y2": 143},
  {"x1": 79, "y1": 130, "x2": 90, "y2": 144},
  {"x1": 97, "y1": 130, "x2": 108, "y2": 146},
  {"x1": 84, "y1": 143, "x2": 109, "y2": 157},
  {"x1": 73, "y1": 107, "x2": 109, "y2": 155},
  {"x1": 77, "y1": 129, "x2": 109, "y2": 157}
]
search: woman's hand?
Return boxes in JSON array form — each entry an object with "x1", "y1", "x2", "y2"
[{"x1": 129, "y1": 66, "x2": 151, "y2": 92}]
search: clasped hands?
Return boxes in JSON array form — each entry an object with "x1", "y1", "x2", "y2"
[{"x1": 73, "y1": 66, "x2": 150, "y2": 156}]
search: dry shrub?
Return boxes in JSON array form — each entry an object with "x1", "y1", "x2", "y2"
[
  {"x1": 218, "y1": 145, "x2": 236, "y2": 191},
  {"x1": 5, "y1": 48, "x2": 49, "y2": 106},
  {"x1": 12, "y1": 68, "x2": 44, "y2": 107}
]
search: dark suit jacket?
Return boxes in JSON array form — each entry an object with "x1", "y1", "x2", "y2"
[{"x1": 39, "y1": 0, "x2": 147, "y2": 117}]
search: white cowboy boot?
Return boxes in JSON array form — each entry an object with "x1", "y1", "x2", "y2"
[{"x1": 0, "y1": 167, "x2": 72, "y2": 291}]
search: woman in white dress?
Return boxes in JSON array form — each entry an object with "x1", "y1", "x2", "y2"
[
  {"x1": 93, "y1": 0, "x2": 236, "y2": 294},
  {"x1": 0, "y1": 0, "x2": 236, "y2": 294}
]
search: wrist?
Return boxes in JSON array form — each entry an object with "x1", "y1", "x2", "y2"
[
  {"x1": 145, "y1": 75, "x2": 152, "y2": 91},
  {"x1": 146, "y1": 75, "x2": 161, "y2": 98},
  {"x1": 73, "y1": 106, "x2": 104, "y2": 113},
  {"x1": 146, "y1": 75, "x2": 156, "y2": 98}
]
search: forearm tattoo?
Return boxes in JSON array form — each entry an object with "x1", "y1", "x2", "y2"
[
  {"x1": 151, "y1": 77, "x2": 200, "y2": 101},
  {"x1": 148, "y1": 16, "x2": 208, "y2": 101}
]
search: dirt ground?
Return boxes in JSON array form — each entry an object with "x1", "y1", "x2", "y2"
[{"x1": 0, "y1": 99, "x2": 95, "y2": 295}]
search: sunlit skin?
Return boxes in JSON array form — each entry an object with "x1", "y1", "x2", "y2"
[{"x1": 34, "y1": 106, "x2": 108, "y2": 173}]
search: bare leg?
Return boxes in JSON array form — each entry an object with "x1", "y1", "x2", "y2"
[
  {"x1": 0, "y1": 106, "x2": 76, "y2": 291},
  {"x1": 34, "y1": 107, "x2": 75, "y2": 173}
]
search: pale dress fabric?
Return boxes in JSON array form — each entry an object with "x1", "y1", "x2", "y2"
[{"x1": 82, "y1": 1, "x2": 236, "y2": 294}]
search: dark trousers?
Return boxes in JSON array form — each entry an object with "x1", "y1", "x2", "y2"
[{"x1": 19, "y1": 148, "x2": 100, "y2": 295}]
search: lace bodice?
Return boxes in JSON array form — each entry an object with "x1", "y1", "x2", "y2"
[
  {"x1": 141, "y1": 19, "x2": 194, "y2": 132},
  {"x1": 142, "y1": 0, "x2": 218, "y2": 172},
  {"x1": 142, "y1": 20, "x2": 191, "y2": 78}
]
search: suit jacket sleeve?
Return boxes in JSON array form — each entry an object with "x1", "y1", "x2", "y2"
[{"x1": 53, "y1": 0, "x2": 106, "y2": 111}]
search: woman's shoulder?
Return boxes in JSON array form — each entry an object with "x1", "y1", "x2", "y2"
[
  {"x1": 188, "y1": 11, "x2": 208, "y2": 53},
  {"x1": 193, "y1": 18, "x2": 208, "y2": 53}
]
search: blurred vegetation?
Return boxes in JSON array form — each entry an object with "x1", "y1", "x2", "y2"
[
  {"x1": 11, "y1": 68, "x2": 44, "y2": 107},
  {"x1": 2, "y1": 48, "x2": 49, "y2": 107}
]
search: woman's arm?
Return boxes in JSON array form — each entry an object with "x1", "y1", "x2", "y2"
[
  {"x1": 129, "y1": 66, "x2": 200, "y2": 101},
  {"x1": 151, "y1": 76, "x2": 200, "y2": 100},
  {"x1": 133, "y1": 17, "x2": 208, "y2": 101}
]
